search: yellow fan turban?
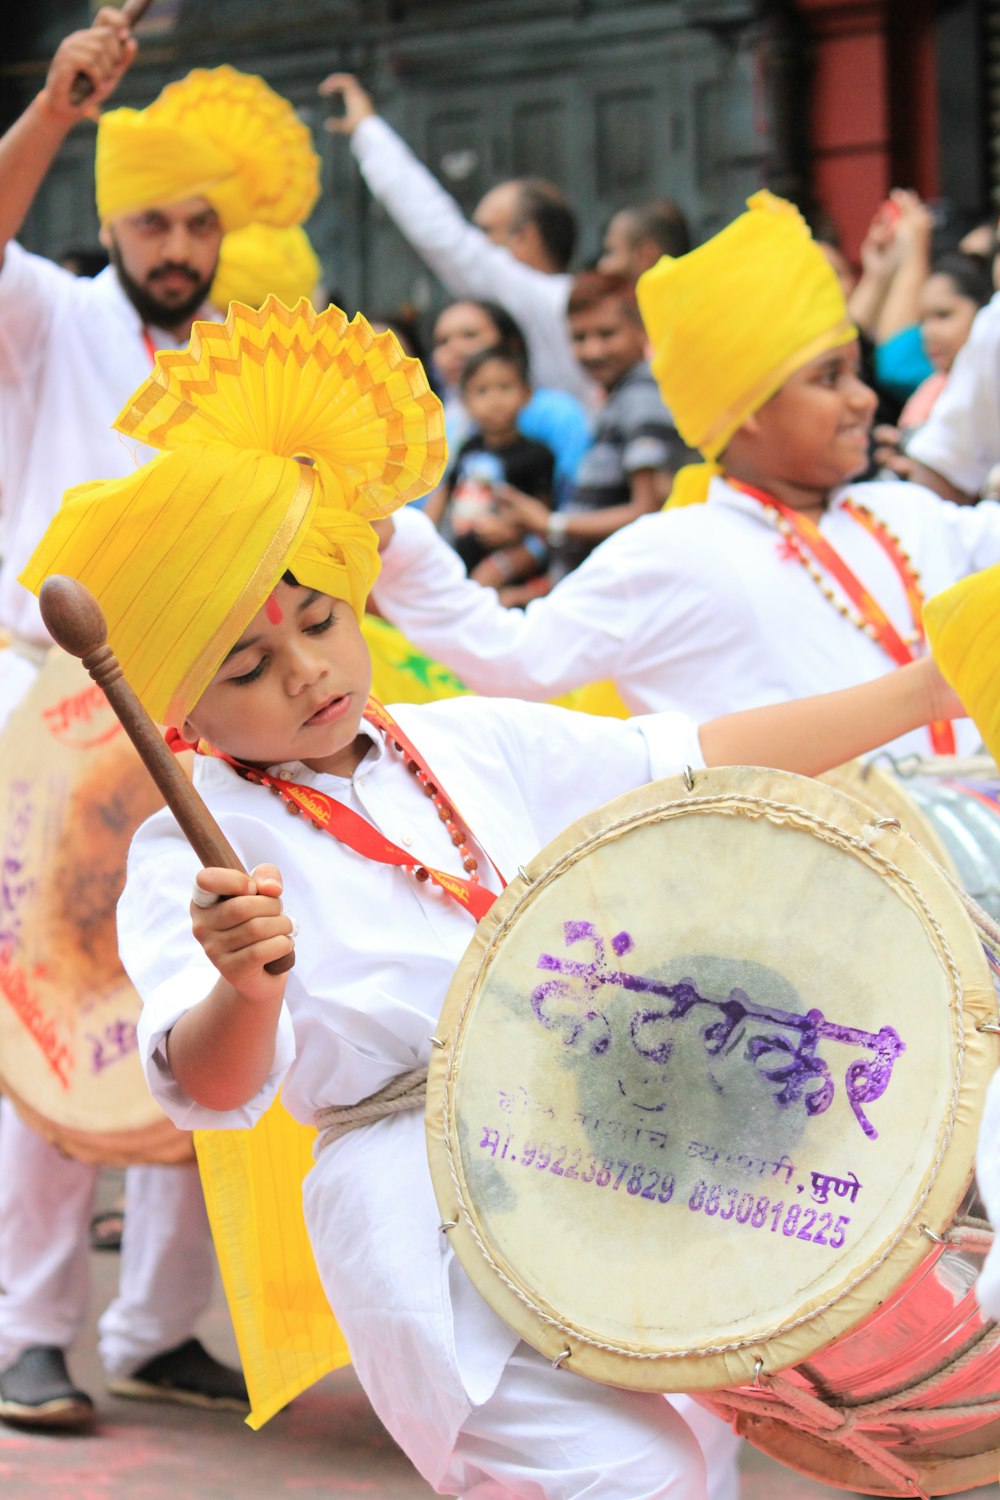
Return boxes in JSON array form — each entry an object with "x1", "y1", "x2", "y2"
[
  {"x1": 21, "y1": 298, "x2": 447, "y2": 727},
  {"x1": 96, "y1": 66, "x2": 320, "y2": 231},
  {"x1": 924, "y1": 565, "x2": 1000, "y2": 762},
  {"x1": 637, "y1": 191, "x2": 856, "y2": 506},
  {"x1": 212, "y1": 225, "x2": 322, "y2": 313}
]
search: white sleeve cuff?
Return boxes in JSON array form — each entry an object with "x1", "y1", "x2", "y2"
[
  {"x1": 137, "y1": 969, "x2": 297, "y2": 1131},
  {"x1": 637, "y1": 710, "x2": 706, "y2": 783}
]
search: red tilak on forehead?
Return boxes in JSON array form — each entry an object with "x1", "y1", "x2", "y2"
[{"x1": 264, "y1": 593, "x2": 283, "y2": 624}]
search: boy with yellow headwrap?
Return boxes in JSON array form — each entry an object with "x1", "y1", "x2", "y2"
[
  {"x1": 369, "y1": 191, "x2": 1000, "y2": 764},
  {"x1": 0, "y1": 6, "x2": 318, "y2": 1428},
  {"x1": 23, "y1": 295, "x2": 967, "y2": 1497}
]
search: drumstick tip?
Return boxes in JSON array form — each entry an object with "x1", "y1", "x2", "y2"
[{"x1": 39, "y1": 576, "x2": 109, "y2": 659}]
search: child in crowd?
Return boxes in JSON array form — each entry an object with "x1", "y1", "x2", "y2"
[
  {"x1": 369, "y1": 192, "x2": 1000, "y2": 761},
  {"x1": 496, "y1": 269, "x2": 695, "y2": 586},
  {"x1": 434, "y1": 346, "x2": 555, "y2": 590},
  {"x1": 873, "y1": 251, "x2": 993, "y2": 476},
  {"x1": 430, "y1": 297, "x2": 591, "y2": 504},
  {"x1": 23, "y1": 299, "x2": 965, "y2": 1500}
]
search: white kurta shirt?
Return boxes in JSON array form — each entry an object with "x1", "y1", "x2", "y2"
[
  {"x1": 372, "y1": 474, "x2": 1000, "y2": 760},
  {"x1": 350, "y1": 115, "x2": 594, "y2": 405},
  {"x1": 122, "y1": 697, "x2": 703, "y2": 1482},
  {"x1": 906, "y1": 294, "x2": 1000, "y2": 497},
  {"x1": 0, "y1": 243, "x2": 209, "y2": 645}
]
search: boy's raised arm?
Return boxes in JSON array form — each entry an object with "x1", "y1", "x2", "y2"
[{"x1": 699, "y1": 655, "x2": 961, "y2": 776}]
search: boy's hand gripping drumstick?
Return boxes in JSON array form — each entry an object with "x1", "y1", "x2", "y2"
[{"x1": 39, "y1": 574, "x2": 294, "y2": 976}]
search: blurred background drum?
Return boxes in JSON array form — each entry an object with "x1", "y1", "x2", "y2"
[
  {"x1": 0, "y1": 646, "x2": 193, "y2": 1165},
  {"x1": 826, "y1": 755, "x2": 1000, "y2": 922},
  {"x1": 427, "y1": 764, "x2": 1000, "y2": 1496}
]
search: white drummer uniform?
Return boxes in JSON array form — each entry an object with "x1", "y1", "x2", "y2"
[
  {"x1": 0, "y1": 242, "x2": 217, "y2": 1379},
  {"x1": 372, "y1": 475, "x2": 1000, "y2": 761},
  {"x1": 123, "y1": 698, "x2": 735, "y2": 1500}
]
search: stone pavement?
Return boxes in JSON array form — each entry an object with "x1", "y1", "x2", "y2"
[{"x1": 0, "y1": 1174, "x2": 996, "y2": 1499}]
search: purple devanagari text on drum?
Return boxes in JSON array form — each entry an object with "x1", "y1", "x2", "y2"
[
  {"x1": 87, "y1": 1017, "x2": 139, "y2": 1074},
  {"x1": 0, "y1": 778, "x2": 34, "y2": 955},
  {"x1": 532, "y1": 920, "x2": 905, "y2": 1140}
]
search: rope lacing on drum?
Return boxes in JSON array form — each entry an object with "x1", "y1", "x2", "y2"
[
  {"x1": 708, "y1": 1227, "x2": 1000, "y2": 1495},
  {"x1": 703, "y1": 1372, "x2": 932, "y2": 1497},
  {"x1": 704, "y1": 1293, "x2": 1000, "y2": 1499}
]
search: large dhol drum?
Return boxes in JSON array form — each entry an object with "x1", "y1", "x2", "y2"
[
  {"x1": 426, "y1": 764, "x2": 1000, "y2": 1497},
  {"x1": 0, "y1": 647, "x2": 193, "y2": 1165}
]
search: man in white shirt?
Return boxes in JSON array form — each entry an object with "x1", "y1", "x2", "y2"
[
  {"x1": 321, "y1": 72, "x2": 593, "y2": 403},
  {"x1": 0, "y1": 6, "x2": 318, "y2": 1427}
]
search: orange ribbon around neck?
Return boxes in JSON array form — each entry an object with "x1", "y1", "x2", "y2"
[
  {"x1": 729, "y1": 480, "x2": 956, "y2": 755},
  {"x1": 167, "y1": 699, "x2": 503, "y2": 922}
]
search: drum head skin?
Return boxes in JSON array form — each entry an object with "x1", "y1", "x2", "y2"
[
  {"x1": 427, "y1": 766, "x2": 997, "y2": 1393},
  {"x1": 0, "y1": 648, "x2": 193, "y2": 1165}
]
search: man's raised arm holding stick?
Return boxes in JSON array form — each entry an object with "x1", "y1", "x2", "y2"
[{"x1": 0, "y1": 8, "x2": 137, "y2": 265}]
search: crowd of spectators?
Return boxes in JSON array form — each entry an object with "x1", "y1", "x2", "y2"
[{"x1": 318, "y1": 74, "x2": 1000, "y2": 605}]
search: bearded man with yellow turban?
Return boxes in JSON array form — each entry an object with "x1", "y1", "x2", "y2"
[
  {"x1": 0, "y1": 7, "x2": 318, "y2": 1430},
  {"x1": 368, "y1": 190, "x2": 1000, "y2": 765},
  {"x1": 22, "y1": 296, "x2": 963, "y2": 1500}
]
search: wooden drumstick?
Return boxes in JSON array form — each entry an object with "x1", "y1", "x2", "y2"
[
  {"x1": 39, "y1": 575, "x2": 295, "y2": 976},
  {"x1": 69, "y1": 0, "x2": 157, "y2": 107}
]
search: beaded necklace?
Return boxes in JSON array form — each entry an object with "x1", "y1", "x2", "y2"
[
  {"x1": 728, "y1": 478, "x2": 955, "y2": 755},
  {"x1": 767, "y1": 503, "x2": 922, "y2": 647},
  {"x1": 168, "y1": 700, "x2": 501, "y2": 922}
]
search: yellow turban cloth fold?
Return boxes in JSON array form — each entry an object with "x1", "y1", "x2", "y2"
[
  {"x1": 20, "y1": 298, "x2": 447, "y2": 726},
  {"x1": 636, "y1": 191, "x2": 857, "y2": 508},
  {"x1": 212, "y1": 225, "x2": 322, "y2": 313},
  {"x1": 924, "y1": 564, "x2": 1000, "y2": 763},
  {"x1": 96, "y1": 66, "x2": 320, "y2": 231}
]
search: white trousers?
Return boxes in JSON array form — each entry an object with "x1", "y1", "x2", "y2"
[
  {"x1": 0, "y1": 1098, "x2": 215, "y2": 1378},
  {"x1": 439, "y1": 1343, "x2": 712, "y2": 1499}
]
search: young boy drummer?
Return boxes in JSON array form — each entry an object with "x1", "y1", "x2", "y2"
[{"x1": 21, "y1": 300, "x2": 966, "y2": 1500}]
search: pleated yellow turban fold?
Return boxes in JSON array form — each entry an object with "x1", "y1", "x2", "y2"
[
  {"x1": 96, "y1": 66, "x2": 320, "y2": 231},
  {"x1": 924, "y1": 565, "x2": 1000, "y2": 762},
  {"x1": 20, "y1": 298, "x2": 447, "y2": 726},
  {"x1": 637, "y1": 191, "x2": 857, "y2": 506},
  {"x1": 211, "y1": 225, "x2": 322, "y2": 313}
]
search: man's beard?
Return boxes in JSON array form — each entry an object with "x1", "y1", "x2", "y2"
[{"x1": 109, "y1": 239, "x2": 216, "y2": 329}]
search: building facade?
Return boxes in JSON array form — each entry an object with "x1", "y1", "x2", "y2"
[{"x1": 0, "y1": 0, "x2": 991, "y2": 317}]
